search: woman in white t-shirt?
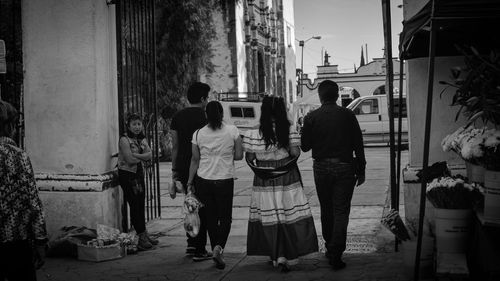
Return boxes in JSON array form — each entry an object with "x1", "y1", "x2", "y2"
[{"x1": 187, "y1": 100, "x2": 243, "y2": 270}]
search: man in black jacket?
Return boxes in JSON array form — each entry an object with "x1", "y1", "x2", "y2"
[{"x1": 301, "y1": 80, "x2": 366, "y2": 271}]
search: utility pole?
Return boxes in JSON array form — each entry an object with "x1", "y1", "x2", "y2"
[{"x1": 297, "y1": 36, "x2": 321, "y2": 98}]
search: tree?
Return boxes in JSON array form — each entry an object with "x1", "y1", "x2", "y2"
[
  {"x1": 155, "y1": 0, "x2": 219, "y2": 118},
  {"x1": 155, "y1": 0, "x2": 220, "y2": 159}
]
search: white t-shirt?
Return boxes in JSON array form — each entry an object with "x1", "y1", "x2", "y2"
[{"x1": 192, "y1": 123, "x2": 240, "y2": 180}]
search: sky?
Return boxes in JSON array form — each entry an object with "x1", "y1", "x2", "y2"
[{"x1": 294, "y1": 0, "x2": 404, "y2": 79}]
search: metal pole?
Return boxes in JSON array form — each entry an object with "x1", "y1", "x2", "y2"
[
  {"x1": 152, "y1": 0, "x2": 161, "y2": 218},
  {"x1": 397, "y1": 59, "x2": 404, "y2": 189},
  {"x1": 381, "y1": 0, "x2": 398, "y2": 251},
  {"x1": 414, "y1": 18, "x2": 437, "y2": 281},
  {"x1": 300, "y1": 42, "x2": 304, "y2": 98}
]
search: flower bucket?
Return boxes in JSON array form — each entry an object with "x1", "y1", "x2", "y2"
[
  {"x1": 484, "y1": 170, "x2": 500, "y2": 221},
  {"x1": 465, "y1": 162, "x2": 485, "y2": 184},
  {"x1": 434, "y1": 208, "x2": 471, "y2": 253},
  {"x1": 401, "y1": 236, "x2": 434, "y2": 279}
]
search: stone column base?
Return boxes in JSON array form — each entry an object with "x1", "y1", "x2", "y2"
[{"x1": 36, "y1": 172, "x2": 123, "y2": 237}]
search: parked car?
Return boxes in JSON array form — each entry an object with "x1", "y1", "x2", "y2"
[
  {"x1": 217, "y1": 92, "x2": 263, "y2": 132},
  {"x1": 346, "y1": 95, "x2": 408, "y2": 144}
]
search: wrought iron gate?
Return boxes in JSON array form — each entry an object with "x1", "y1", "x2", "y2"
[
  {"x1": 0, "y1": 0, "x2": 24, "y2": 148},
  {"x1": 115, "y1": 0, "x2": 161, "y2": 223}
]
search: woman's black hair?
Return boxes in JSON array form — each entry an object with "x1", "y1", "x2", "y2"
[
  {"x1": 125, "y1": 113, "x2": 146, "y2": 140},
  {"x1": 259, "y1": 96, "x2": 290, "y2": 149},
  {"x1": 205, "y1": 101, "x2": 224, "y2": 130}
]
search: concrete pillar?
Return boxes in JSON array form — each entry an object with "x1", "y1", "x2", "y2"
[
  {"x1": 402, "y1": 56, "x2": 468, "y2": 234},
  {"x1": 22, "y1": 0, "x2": 121, "y2": 236}
]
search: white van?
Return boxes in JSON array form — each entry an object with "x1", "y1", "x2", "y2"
[
  {"x1": 217, "y1": 92, "x2": 262, "y2": 132},
  {"x1": 346, "y1": 95, "x2": 408, "y2": 144}
]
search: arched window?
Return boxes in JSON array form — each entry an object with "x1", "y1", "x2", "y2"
[{"x1": 373, "y1": 85, "x2": 386, "y2": 95}]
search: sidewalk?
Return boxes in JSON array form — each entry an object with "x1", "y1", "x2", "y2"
[{"x1": 37, "y1": 148, "x2": 415, "y2": 281}]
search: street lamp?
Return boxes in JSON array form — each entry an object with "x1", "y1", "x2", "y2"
[{"x1": 298, "y1": 35, "x2": 321, "y2": 98}]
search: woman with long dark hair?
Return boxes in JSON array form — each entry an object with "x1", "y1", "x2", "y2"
[
  {"x1": 242, "y1": 96, "x2": 318, "y2": 271},
  {"x1": 187, "y1": 101, "x2": 243, "y2": 270}
]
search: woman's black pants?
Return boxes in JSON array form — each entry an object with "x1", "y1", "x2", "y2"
[
  {"x1": 118, "y1": 169, "x2": 146, "y2": 234},
  {"x1": 195, "y1": 177, "x2": 234, "y2": 250}
]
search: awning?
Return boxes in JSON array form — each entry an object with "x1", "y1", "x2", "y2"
[{"x1": 400, "y1": 0, "x2": 500, "y2": 59}]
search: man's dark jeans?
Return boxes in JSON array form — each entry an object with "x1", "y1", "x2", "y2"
[
  {"x1": 313, "y1": 159, "x2": 356, "y2": 258},
  {"x1": 195, "y1": 177, "x2": 234, "y2": 250}
]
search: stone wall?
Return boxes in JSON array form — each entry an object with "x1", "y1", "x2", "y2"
[{"x1": 22, "y1": 0, "x2": 122, "y2": 234}]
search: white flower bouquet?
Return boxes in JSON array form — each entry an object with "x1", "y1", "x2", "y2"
[
  {"x1": 441, "y1": 126, "x2": 485, "y2": 164},
  {"x1": 426, "y1": 176, "x2": 482, "y2": 209}
]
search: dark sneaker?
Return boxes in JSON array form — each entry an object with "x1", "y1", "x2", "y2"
[
  {"x1": 137, "y1": 232, "x2": 153, "y2": 251},
  {"x1": 192, "y1": 251, "x2": 212, "y2": 262},
  {"x1": 330, "y1": 259, "x2": 346, "y2": 271},
  {"x1": 212, "y1": 245, "x2": 226, "y2": 269},
  {"x1": 186, "y1": 246, "x2": 196, "y2": 255}
]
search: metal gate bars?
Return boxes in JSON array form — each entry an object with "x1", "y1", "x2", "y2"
[{"x1": 115, "y1": 0, "x2": 161, "y2": 223}]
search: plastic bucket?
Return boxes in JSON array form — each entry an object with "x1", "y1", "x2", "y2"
[
  {"x1": 466, "y1": 162, "x2": 485, "y2": 184},
  {"x1": 485, "y1": 170, "x2": 500, "y2": 220},
  {"x1": 434, "y1": 208, "x2": 471, "y2": 253},
  {"x1": 401, "y1": 237, "x2": 434, "y2": 279}
]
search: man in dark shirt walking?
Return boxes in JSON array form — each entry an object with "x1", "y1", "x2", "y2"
[
  {"x1": 170, "y1": 82, "x2": 211, "y2": 261},
  {"x1": 301, "y1": 80, "x2": 366, "y2": 271}
]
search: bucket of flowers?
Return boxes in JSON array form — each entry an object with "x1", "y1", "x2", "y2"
[
  {"x1": 426, "y1": 175, "x2": 482, "y2": 253},
  {"x1": 479, "y1": 128, "x2": 500, "y2": 220}
]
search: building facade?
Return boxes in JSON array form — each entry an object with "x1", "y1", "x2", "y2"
[
  {"x1": 200, "y1": 0, "x2": 297, "y2": 107},
  {"x1": 294, "y1": 58, "x2": 406, "y2": 123},
  {"x1": 300, "y1": 58, "x2": 406, "y2": 99}
]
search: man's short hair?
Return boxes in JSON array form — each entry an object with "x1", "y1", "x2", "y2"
[
  {"x1": 187, "y1": 82, "x2": 210, "y2": 104},
  {"x1": 318, "y1": 80, "x2": 339, "y2": 102}
]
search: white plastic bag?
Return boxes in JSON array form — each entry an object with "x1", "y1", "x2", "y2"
[
  {"x1": 184, "y1": 212, "x2": 201, "y2": 237},
  {"x1": 183, "y1": 194, "x2": 203, "y2": 237}
]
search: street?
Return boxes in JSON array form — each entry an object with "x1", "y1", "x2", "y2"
[{"x1": 37, "y1": 147, "x2": 412, "y2": 281}]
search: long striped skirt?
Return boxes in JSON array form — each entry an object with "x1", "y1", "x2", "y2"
[{"x1": 246, "y1": 157, "x2": 318, "y2": 266}]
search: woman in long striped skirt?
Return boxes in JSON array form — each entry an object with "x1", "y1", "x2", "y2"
[{"x1": 242, "y1": 96, "x2": 318, "y2": 272}]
